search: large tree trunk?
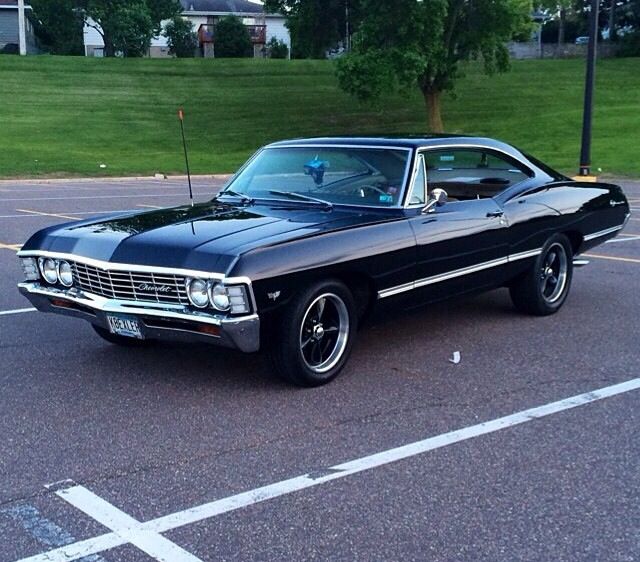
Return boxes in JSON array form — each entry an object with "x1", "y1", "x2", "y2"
[
  {"x1": 558, "y1": 8, "x2": 566, "y2": 45},
  {"x1": 424, "y1": 89, "x2": 444, "y2": 133}
]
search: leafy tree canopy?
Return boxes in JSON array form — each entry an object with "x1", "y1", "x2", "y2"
[
  {"x1": 165, "y1": 16, "x2": 197, "y2": 57},
  {"x1": 30, "y1": 0, "x2": 84, "y2": 55},
  {"x1": 336, "y1": 0, "x2": 533, "y2": 132},
  {"x1": 214, "y1": 15, "x2": 253, "y2": 57},
  {"x1": 80, "y1": 0, "x2": 181, "y2": 57},
  {"x1": 264, "y1": 0, "x2": 363, "y2": 58}
]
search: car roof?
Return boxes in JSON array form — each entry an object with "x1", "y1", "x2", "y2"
[{"x1": 266, "y1": 135, "x2": 522, "y2": 155}]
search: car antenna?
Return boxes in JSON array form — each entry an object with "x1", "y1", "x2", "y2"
[{"x1": 178, "y1": 108, "x2": 194, "y2": 207}]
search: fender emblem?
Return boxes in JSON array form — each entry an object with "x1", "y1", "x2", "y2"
[
  {"x1": 610, "y1": 200, "x2": 625, "y2": 207},
  {"x1": 268, "y1": 291, "x2": 281, "y2": 301}
]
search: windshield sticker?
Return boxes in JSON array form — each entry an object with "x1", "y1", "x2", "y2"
[
  {"x1": 440, "y1": 155, "x2": 455, "y2": 162},
  {"x1": 379, "y1": 194, "x2": 393, "y2": 203}
]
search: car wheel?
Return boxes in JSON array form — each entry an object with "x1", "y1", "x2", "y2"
[
  {"x1": 270, "y1": 280, "x2": 357, "y2": 387},
  {"x1": 510, "y1": 234, "x2": 573, "y2": 316},
  {"x1": 92, "y1": 324, "x2": 151, "y2": 347}
]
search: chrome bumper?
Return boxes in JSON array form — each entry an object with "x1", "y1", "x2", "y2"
[{"x1": 18, "y1": 282, "x2": 260, "y2": 353}]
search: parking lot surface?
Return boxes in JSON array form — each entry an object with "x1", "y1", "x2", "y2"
[{"x1": 0, "y1": 176, "x2": 639, "y2": 562}]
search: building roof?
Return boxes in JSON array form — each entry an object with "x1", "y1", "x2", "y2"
[{"x1": 180, "y1": 0, "x2": 264, "y2": 14}]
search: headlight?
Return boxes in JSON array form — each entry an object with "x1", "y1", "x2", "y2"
[
  {"x1": 39, "y1": 258, "x2": 58, "y2": 284},
  {"x1": 209, "y1": 284, "x2": 249, "y2": 314},
  {"x1": 20, "y1": 257, "x2": 40, "y2": 281},
  {"x1": 209, "y1": 283, "x2": 230, "y2": 311},
  {"x1": 186, "y1": 278, "x2": 209, "y2": 308},
  {"x1": 57, "y1": 260, "x2": 73, "y2": 287}
]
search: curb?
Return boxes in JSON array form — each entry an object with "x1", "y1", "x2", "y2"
[{"x1": 0, "y1": 174, "x2": 232, "y2": 185}]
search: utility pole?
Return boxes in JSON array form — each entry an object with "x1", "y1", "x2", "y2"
[
  {"x1": 578, "y1": 0, "x2": 600, "y2": 177},
  {"x1": 345, "y1": 0, "x2": 350, "y2": 52},
  {"x1": 18, "y1": 0, "x2": 27, "y2": 55}
]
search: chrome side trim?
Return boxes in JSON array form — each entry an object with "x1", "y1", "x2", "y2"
[
  {"x1": 508, "y1": 248, "x2": 543, "y2": 261},
  {"x1": 584, "y1": 224, "x2": 624, "y2": 241},
  {"x1": 378, "y1": 248, "x2": 543, "y2": 299}
]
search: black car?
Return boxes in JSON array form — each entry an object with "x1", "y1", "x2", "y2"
[{"x1": 17, "y1": 136, "x2": 630, "y2": 386}]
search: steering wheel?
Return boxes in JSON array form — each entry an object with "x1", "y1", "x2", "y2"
[{"x1": 357, "y1": 184, "x2": 388, "y2": 197}]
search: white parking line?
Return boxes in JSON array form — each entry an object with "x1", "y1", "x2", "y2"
[
  {"x1": 15, "y1": 377, "x2": 640, "y2": 562},
  {"x1": 606, "y1": 235, "x2": 640, "y2": 243},
  {"x1": 0, "y1": 308, "x2": 36, "y2": 316},
  {"x1": 0, "y1": 193, "x2": 210, "y2": 202},
  {"x1": 57, "y1": 487, "x2": 202, "y2": 562}
]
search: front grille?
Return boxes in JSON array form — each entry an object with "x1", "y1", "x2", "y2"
[{"x1": 72, "y1": 262, "x2": 189, "y2": 305}]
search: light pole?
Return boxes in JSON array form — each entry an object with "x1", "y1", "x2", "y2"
[
  {"x1": 18, "y1": 0, "x2": 27, "y2": 55},
  {"x1": 578, "y1": 0, "x2": 600, "y2": 177}
]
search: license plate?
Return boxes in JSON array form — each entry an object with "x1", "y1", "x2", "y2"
[{"x1": 106, "y1": 315, "x2": 144, "y2": 339}]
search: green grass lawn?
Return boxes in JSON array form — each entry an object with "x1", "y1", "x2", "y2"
[{"x1": 0, "y1": 55, "x2": 638, "y2": 178}]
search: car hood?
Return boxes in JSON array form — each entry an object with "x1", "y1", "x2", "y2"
[{"x1": 21, "y1": 201, "x2": 401, "y2": 274}]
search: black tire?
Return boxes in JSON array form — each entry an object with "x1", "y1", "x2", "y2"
[
  {"x1": 269, "y1": 280, "x2": 357, "y2": 387},
  {"x1": 510, "y1": 234, "x2": 574, "y2": 316},
  {"x1": 92, "y1": 324, "x2": 151, "y2": 347}
]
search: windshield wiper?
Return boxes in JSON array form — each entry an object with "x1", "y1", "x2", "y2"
[
  {"x1": 215, "y1": 189, "x2": 254, "y2": 204},
  {"x1": 267, "y1": 190, "x2": 333, "y2": 209}
]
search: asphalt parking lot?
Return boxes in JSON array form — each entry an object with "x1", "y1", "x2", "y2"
[{"x1": 0, "y1": 176, "x2": 639, "y2": 562}]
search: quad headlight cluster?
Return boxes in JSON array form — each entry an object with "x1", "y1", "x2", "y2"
[
  {"x1": 20, "y1": 257, "x2": 74, "y2": 286},
  {"x1": 33, "y1": 257, "x2": 74, "y2": 287},
  {"x1": 185, "y1": 278, "x2": 250, "y2": 315}
]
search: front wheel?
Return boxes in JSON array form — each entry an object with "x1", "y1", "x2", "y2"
[
  {"x1": 269, "y1": 280, "x2": 357, "y2": 387},
  {"x1": 510, "y1": 234, "x2": 573, "y2": 316}
]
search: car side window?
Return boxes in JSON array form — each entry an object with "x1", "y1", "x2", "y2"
[
  {"x1": 423, "y1": 149, "x2": 532, "y2": 201},
  {"x1": 408, "y1": 154, "x2": 426, "y2": 205}
]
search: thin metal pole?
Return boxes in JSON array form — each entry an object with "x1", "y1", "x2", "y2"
[
  {"x1": 578, "y1": 0, "x2": 600, "y2": 176},
  {"x1": 18, "y1": 0, "x2": 26, "y2": 55},
  {"x1": 178, "y1": 109, "x2": 194, "y2": 207}
]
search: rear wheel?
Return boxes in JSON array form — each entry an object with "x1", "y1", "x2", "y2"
[
  {"x1": 510, "y1": 234, "x2": 573, "y2": 316},
  {"x1": 269, "y1": 280, "x2": 357, "y2": 387},
  {"x1": 92, "y1": 324, "x2": 151, "y2": 347}
]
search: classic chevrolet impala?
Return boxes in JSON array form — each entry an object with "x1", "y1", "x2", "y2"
[{"x1": 17, "y1": 136, "x2": 630, "y2": 386}]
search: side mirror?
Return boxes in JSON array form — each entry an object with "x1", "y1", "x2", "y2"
[{"x1": 422, "y1": 188, "x2": 448, "y2": 214}]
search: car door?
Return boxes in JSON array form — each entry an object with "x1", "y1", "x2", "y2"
[{"x1": 405, "y1": 148, "x2": 529, "y2": 302}]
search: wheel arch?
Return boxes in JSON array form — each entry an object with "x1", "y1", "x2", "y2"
[{"x1": 562, "y1": 230, "x2": 583, "y2": 255}]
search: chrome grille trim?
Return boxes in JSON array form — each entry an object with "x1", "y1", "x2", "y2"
[{"x1": 71, "y1": 261, "x2": 188, "y2": 305}]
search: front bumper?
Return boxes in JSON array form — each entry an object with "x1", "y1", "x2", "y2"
[{"x1": 18, "y1": 282, "x2": 260, "y2": 352}]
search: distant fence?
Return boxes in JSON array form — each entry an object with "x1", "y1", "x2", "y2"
[{"x1": 508, "y1": 42, "x2": 619, "y2": 59}]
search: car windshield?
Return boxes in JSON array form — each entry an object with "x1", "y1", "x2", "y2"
[{"x1": 224, "y1": 146, "x2": 411, "y2": 207}]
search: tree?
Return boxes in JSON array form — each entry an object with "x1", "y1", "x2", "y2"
[
  {"x1": 214, "y1": 15, "x2": 252, "y2": 58},
  {"x1": 80, "y1": 0, "x2": 181, "y2": 57},
  {"x1": 165, "y1": 16, "x2": 197, "y2": 57},
  {"x1": 30, "y1": 0, "x2": 84, "y2": 55},
  {"x1": 264, "y1": 0, "x2": 364, "y2": 58},
  {"x1": 336, "y1": 0, "x2": 532, "y2": 132},
  {"x1": 538, "y1": 0, "x2": 574, "y2": 44},
  {"x1": 267, "y1": 36, "x2": 289, "y2": 58}
]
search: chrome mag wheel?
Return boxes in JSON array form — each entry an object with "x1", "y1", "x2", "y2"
[
  {"x1": 539, "y1": 242, "x2": 568, "y2": 304},
  {"x1": 299, "y1": 293, "x2": 350, "y2": 374}
]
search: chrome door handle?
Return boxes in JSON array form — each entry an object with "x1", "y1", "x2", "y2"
[{"x1": 486, "y1": 210, "x2": 504, "y2": 218}]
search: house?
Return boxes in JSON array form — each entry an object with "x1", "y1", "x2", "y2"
[
  {"x1": 0, "y1": 0, "x2": 37, "y2": 54},
  {"x1": 83, "y1": 0, "x2": 290, "y2": 58}
]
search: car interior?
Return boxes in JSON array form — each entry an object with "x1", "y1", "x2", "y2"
[{"x1": 423, "y1": 149, "x2": 532, "y2": 201}]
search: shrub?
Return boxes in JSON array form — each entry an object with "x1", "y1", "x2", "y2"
[
  {"x1": 165, "y1": 16, "x2": 197, "y2": 58},
  {"x1": 617, "y1": 31, "x2": 640, "y2": 57},
  {"x1": 215, "y1": 16, "x2": 252, "y2": 58},
  {"x1": 267, "y1": 37, "x2": 289, "y2": 59}
]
